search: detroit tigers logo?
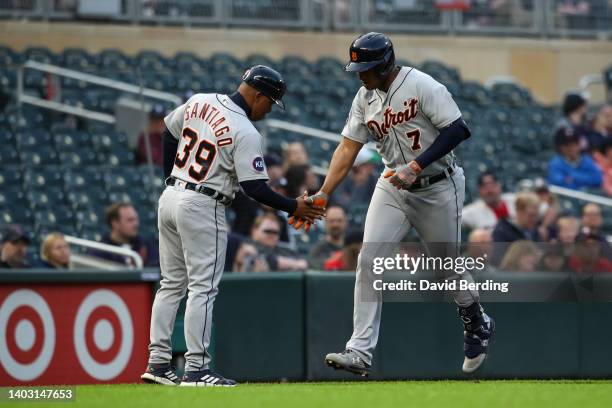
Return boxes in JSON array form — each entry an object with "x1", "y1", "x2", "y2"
[
  {"x1": 351, "y1": 51, "x2": 358, "y2": 62},
  {"x1": 367, "y1": 98, "x2": 419, "y2": 140}
]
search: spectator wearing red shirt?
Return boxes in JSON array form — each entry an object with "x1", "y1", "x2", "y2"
[
  {"x1": 324, "y1": 230, "x2": 363, "y2": 272},
  {"x1": 136, "y1": 104, "x2": 166, "y2": 166},
  {"x1": 568, "y1": 234, "x2": 612, "y2": 273}
]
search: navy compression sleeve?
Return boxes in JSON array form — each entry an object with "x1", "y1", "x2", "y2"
[
  {"x1": 240, "y1": 179, "x2": 297, "y2": 215},
  {"x1": 414, "y1": 117, "x2": 471, "y2": 169},
  {"x1": 163, "y1": 127, "x2": 178, "y2": 179}
]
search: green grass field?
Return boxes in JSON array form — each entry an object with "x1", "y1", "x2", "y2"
[{"x1": 7, "y1": 381, "x2": 612, "y2": 408}]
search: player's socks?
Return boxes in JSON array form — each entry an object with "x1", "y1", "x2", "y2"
[{"x1": 458, "y1": 302, "x2": 495, "y2": 373}]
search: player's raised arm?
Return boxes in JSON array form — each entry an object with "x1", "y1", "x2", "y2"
[
  {"x1": 319, "y1": 136, "x2": 364, "y2": 198},
  {"x1": 288, "y1": 137, "x2": 363, "y2": 230}
]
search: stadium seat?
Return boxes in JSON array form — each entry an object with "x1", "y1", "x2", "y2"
[
  {"x1": 23, "y1": 46, "x2": 57, "y2": 64},
  {"x1": 34, "y1": 206, "x2": 74, "y2": 229},
  {"x1": 26, "y1": 188, "x2": 65, "y2": 210},
  {"x1": 0, "y1": 206, "x2": 34, "y2": 225}
]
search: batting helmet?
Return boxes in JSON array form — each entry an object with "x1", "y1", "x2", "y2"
[
  {"x1": 242, "y1": 65, "x2": 286, "y2": 110},
  {"x1": 344, "y1": 32, "x2": 395, "y2": 77}
]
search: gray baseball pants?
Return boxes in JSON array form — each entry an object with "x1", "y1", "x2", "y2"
[
  {"x1": 147, "y1": 184, "x2": 227, "y2": 372},
  {"x1": 346, "y1": 166, "x2": 479, "y2": 365}
]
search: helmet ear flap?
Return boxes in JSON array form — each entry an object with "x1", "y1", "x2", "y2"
[{"x1": 376, "y1": 48, "x2": 395, "y2": 77}]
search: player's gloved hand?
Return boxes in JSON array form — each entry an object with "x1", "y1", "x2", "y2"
[
  {"x1": 384, "y1": 161, "x2": 422, "y2": 190},
  {"x1": 289, "y1": 191, "x2": 328, "y2": 231},
  {"x1": 290, "y1": 191, "x2": 326, "y2": 229}
]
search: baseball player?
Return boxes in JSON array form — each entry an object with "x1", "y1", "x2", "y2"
[
  {"x1": 290, "y1": 33, "x2": 495, "y2": 376},
  {"x1": 141, "y1": 65, "x2": 324, "y2": 387}
]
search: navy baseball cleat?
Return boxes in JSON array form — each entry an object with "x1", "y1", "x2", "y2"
[
  {"x1": 140, "y1": 364, "x2": 180, "y2": 385},
  {"x1": 459, "y1": 303, "x2": 495, "y2": 374},
  {"x1": 325, "y1": 349, "x2": 371, "y2": 377},
  {"x1": 179, "y1": 369, "x2": 238, "y2": 387}
]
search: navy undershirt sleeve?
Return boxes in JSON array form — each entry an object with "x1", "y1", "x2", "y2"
[
  {"x1": 163, "y1": 127, "x2": 178, "y2": 179},
  {"x1": 240, "y1": 179, "x2": 297, "y2": 215},
  {"x1": 415, "y1": 117, "x2": 471, "y2": 169}
]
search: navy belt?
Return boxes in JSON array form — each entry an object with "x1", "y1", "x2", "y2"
[
  {"x1": 166, "y1": 177, "x2": 231, "y2": 205},
  {"x1": 408, "y1": 167, "x2": 454, "y2": 191}
]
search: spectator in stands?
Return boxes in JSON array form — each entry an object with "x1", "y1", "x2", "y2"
[
  {"x1": 568, "y1": 233, "x2": 612, "y2": 273},
  {"x1": 462, "y1": 171, "x2": 515, "y2": 230},
  {"x1": 466, "y1": 228, "x2": 493, "y2": 261},
  {"x1": 578, "y1": 203, "x2": 612, "y2": 258},
  {"x1": 556, "y1": 0, "x2": 598, "y2": 30},
  {"x1": 547, "y1": 127, "x2": 602, "y2": 190},
  {"x1": 309, "y1": 206, "x2": 348, "y2": 270},
  {"x1": 324, "y1": 229, "x2": 363, "y2": 272},
  {"x1": 232, "y1": 242, "x2": 269, "y2": 273},
  {"x1": 265, "y1": 153, "x2": 284, "y2": 184},
  {"x1": 580, "y1": 203, "x2": 604, "y2": 237},
  {"x1": 538, "y1": 244, "x2": 569, "y2": 273},
  {"x1": 492, "y1": 192, "x2": 541, "y2": 264},
  {"x1": 329, "y1": 148, "x2": 378, "y2": 211},
  {"x1": 283, "y1": 142, "x2": 309, "y2": 169},
  {"x1": 554, "y1": 216, "x2": 580, "y2": 245},
  {"x1": 593, "y1": 138, "x2": 612, "y2": 196},
  {"x1": 555, "y1": 93, "x2": 589, "y2": 149},
  {"x1": 585, "y1": 105, "x2": 611, "y2": 153},
  {"x1": 285, "y1": 164, "x2": 319, "y2": 197},
  {"x1": 136, "y1": 104, "x2": 166, "y2": 166},
  {"x1": 250, "y1": 214, "x2": 307, "y2": 271},
  {"x1": 0, "y1": 225, "x2": 29, "y2": 269},
  {"x1": 92, "y1": 202, "x2": 159, "y2": 267},
  {"x1": 499, "y1": 240, "x2": 541, "y2": 272},
  {"x1": 39, "y1": 233, "x2": 70, "y2": 269}
]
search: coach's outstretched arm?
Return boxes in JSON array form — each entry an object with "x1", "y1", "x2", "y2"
[{"x1": 289, "y1": 137, "x2": 363, "y2": 230}]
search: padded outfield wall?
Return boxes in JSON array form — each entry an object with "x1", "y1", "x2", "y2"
[{"x1": 2, "y1": 270, "x2": 611, "y2": 384}]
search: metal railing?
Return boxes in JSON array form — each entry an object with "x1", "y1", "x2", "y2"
[
  {"x1": 16, "y1": 60, "x2": 182, "y2": 123},
  {"x1": 0, "y1": 0, "x2": 610, "y2": 39},
  {"x1": 65, "y1": 235, "x2": 144, "y2": 269}
]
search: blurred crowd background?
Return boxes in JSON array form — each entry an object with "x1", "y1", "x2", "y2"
[{"x1": 0, "y1": 0, "x2": 611, "y2": 275}]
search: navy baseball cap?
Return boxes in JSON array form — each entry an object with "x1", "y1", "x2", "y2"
[
  {"x1": 554, "y1": 127, "x2": 579, "y2": 148},
  {"x1": 1, "y1": 225, "x2": 30, "y2": 244},
  {"x1": 149, "y1": 104, "x2": 166, "y2": 119}
]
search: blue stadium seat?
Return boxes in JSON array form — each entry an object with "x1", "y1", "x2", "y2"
[
  {"x1": 18, "y1": 146, "x2": 59, "y2": 167},
  {"x1": 0, "y1": 206, "x2": 33, "y2": 225},
  {"x1": 23, "y1": 47, "x2": 57, "y2": 64},
  {"x1": 66, "y1": 189, "x2": 108, "y2": 211},
  {"x1": 26, "y1": 188, "x2": 66, "y2": 209},
  {"x1": 34, "y1": 206, "x2": 74, "y2": 229},
  {"x1": 74, "y1": 209, "x2": 102, "y2": 231},
  {"x1": 61, "y1": 48, "x2": 95, "y2": 70}
]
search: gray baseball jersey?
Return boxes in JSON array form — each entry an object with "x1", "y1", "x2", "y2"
[
  {"x1": 164, "y1": 93, "x2": 269, "y2": 197},
  {"x1": 148, "y1": 92, "x2": 268, "y2": 373},
  {"x1": 342, "y1": 66, "x2": 461, "y2": 177},
  {"x1": 340, "y1": 67, "x2": 478, "y2": 365}
]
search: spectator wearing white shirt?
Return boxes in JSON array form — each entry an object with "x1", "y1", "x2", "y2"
[{"x1": 462, "y1": 172, "x2": 516, "y2": 231}]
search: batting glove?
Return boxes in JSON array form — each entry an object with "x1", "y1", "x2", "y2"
[
  {"x1": 289, "y1": 191, "x2": 328, "y2": 231},
  {"x1": 384, "y1": 161, "x2": 422, "y2": 190}
]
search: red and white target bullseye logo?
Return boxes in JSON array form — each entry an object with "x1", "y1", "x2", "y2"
[
  {"x1": 0, "y1": 289, "x2": 55, "y2": 381},
  {"x1": 73, "y1": 289, "x2": 134, "y2": 380}
]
